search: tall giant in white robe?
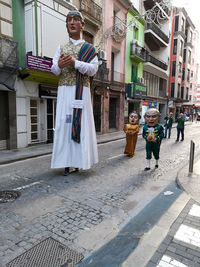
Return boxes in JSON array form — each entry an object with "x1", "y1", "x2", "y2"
[{"x1": 51, "y1": 39, "x2": 99, "y2": 170}]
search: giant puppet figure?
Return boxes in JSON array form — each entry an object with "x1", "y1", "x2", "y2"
[
  {"x1": 124, "y1": 111, "x2": 140, "y2": 157},
  {"x1": 142, "y1": 108, "x2": 164, "y2": 171},
  {"x1": 51, "y1": 11, "x2": 98, "y2": 175}
]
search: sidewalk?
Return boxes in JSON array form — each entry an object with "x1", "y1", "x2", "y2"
[{"x1": 0, "y1": 131, "x2": 126, "y2": 165}]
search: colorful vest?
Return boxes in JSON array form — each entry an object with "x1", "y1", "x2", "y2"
[{"x1": 58, "y1": 41, "x2": 90, "y2": 88}]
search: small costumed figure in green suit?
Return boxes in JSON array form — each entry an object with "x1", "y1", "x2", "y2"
[{"x1": 142, "y1": 108, "x2": 164, "y2": 171}]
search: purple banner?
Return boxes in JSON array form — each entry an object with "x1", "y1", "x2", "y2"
[{"x1": 26, "y1": 54, "x2": 52, "y2": 73}]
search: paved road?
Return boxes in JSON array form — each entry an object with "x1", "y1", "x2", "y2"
[{"x1": 0, "y1": 123, "x2": 200, "y2": 266}]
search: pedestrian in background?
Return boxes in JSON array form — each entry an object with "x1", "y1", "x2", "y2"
[
  {"x1": 176, "y1": 113, "x2": 185, "y2": 142},
  {"x1": 142, "y1": 108, "x2": 164, "y2": 171},
  {"x1": 51, "y1": 10, "x2": 99, "y2": 176},
  {"x1": 124, "y1": 111, "x2": 140, "y2": 157},
  {"x1": 164, "y1": 112, "x2": 174, "y2": 139}
]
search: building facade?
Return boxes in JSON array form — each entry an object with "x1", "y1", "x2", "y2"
[
  {"x1": 142, "y1": 0, "x2": 171, "y2": 123},
  {"x1": 125, "y1": 5, "x2": 146, "y2": 123},
  {"x1": 168, "y1": 7, "x2": 198, "y2": 118},
  {"x1": 0, "y1": 0, "x2": 18, "y2": 150}
]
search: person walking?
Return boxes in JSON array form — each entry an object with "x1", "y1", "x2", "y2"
[
  {"x1": 142, "y1": 108, "x2": 164, "y2": 170},
  {"x1": 124, "y1": 111, "x2": 140, "y2": 157},
  {"x1": 176, "y1": 113, "x2": 185, "y2": 142},
  {"x1": 164, "y1": 112, "x2": 174, "y2": 138},
  {"x1": 51, "y1": 10, "x2": 99, "y2": 175}
]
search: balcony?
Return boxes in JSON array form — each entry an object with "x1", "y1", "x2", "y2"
[
  {"x1": 80, "y1": 0, "x2": 102, "y2": 27},
  {"x1": 145, "y1": 22, "x2": 169, "y2": 51},
  {"x1": 112, "y1": 16, "x2": 126, "y2": 43},
  {"x1": 94, "y1": 60, "x2": 109, "y2": 82},
  {"x1": 145, "y1": 54, "x2": 168, "y2": 71},
  {"x1": 0, "y1": 37, "x2": 18, "y2": 72},
  {"x1": 130, "y1": 41, "x2": 146, "y2": 63},
  {"x1": 111, "y1": 70, "x2": 125, "y2": 85}
]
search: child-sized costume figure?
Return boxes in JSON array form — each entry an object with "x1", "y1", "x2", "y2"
[
  {"x1": 142, "y1": 108, "x2": 164, "y2": 170},
  {"x1": 124, "y1": 111, "x2": 140, "y2": 157}
]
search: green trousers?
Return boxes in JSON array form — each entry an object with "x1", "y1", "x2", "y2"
[{"x1": 146, "y1": 142, "x2": 160, "y2": 160}]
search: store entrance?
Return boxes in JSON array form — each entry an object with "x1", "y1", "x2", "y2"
[
  {"x1": 47, "y1": 99, "x2": 57, "y2": 143},
  {"x1": 0, "y1": 91, "x2": 8, "y2": 150}
]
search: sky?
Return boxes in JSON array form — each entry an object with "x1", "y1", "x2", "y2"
[
  {"x1": 172, "y1": 0, "x2": 200, "y2": 30},
  {"x1": 172, "y1": 0, "x2": 200, "y2": 82}
]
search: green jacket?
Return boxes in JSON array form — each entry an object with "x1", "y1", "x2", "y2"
[
  {"x1": 142, "y1": 124, "x2": 164, "y2": 143},
  {"x1": 177, "y1": 118, "x2": 185, "y2": 129},
  {"x1": 164, "y1": 116, "x2": 173, "y2": 127}
]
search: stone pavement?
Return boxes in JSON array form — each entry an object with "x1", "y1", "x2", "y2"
[
  {"x1": 1, "y1": 121, "x2": 199, "y2": 267},
  {"x1": 123, "y1": 149, "x2": 200, "y2": 267}
]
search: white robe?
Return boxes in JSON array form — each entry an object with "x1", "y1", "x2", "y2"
[{"x1": 51, "y1": 38, "x2": 99, "y2": 170}]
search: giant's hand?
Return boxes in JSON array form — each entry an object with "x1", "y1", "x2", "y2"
[{"x1": 58, "y1": 54, "x2": 75, "y2": 68}]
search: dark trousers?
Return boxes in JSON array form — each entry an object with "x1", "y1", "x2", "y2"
[
  {"x1": 146, "y1": 142, "x2": 160, "y2": 160},
  {"x1": 177, "y1": 128, "x2": 184, "y2": 141},
  {"x1": 164, "y1": 126, "x2": 172, "y2": 138}
]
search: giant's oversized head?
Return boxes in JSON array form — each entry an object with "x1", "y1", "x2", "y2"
[
  {"x1": 144, "y1": 108, "x2": 160, "y2": 127},
  {"x1": 129, "y1": 111, "x2": 141, "y2": 125}
]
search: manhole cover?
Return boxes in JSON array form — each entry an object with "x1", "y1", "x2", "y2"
[
  {"x1": 0, "y1": 190, "x2": 21, "y2": 204},
  {"x1": 6, "y1": 237, "x2": 84, "y2": 267}
]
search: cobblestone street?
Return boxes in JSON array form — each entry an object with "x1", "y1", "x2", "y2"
[{"x1": 0, "y1": 124, "x2": 200, "y2": 266}]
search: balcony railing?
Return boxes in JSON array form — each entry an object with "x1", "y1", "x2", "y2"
[
  {"x1": 146, "y1": 54, "x2": 168, "y2": 71},
  {"x1": 111, "y1": 70, "x2": 125, "y2": 84},
  {"x1": 130, "y1": 41, "x2": 146, "y2": 62},
  {"x1": 0, "y1": 37, "x2": 18, "y2": 72},
  {"x1": 80, "y1": 0, "x2": 102, "y2": 22},
  {"x1": 94, "y1": 61, "x2": 109, "y2": 81},
  {"x1": 146, "y1": 22, "x2": 169, "y2": 44}
]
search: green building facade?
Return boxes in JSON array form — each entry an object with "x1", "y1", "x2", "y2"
[{"x1": 125, "y1": 7, "x2": 146, "y2": 118}]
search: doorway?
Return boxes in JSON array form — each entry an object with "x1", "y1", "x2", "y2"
[
  {"x1": 47, "y1": 99, "x2": 57, "y2": 143},
  {"x1": 109, "y1": 97, "x2": 117, "y2": 129},
  {"x1": 0, "y1": 91, "x2": 8, "y2": 150},
  {"x1": 93, "y1": 94, "x2": 101, "y2": 132}
]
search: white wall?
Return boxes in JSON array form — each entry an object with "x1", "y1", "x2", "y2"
[{"x1": 25, "y1": 2, "x2": 69, "y2": 58}]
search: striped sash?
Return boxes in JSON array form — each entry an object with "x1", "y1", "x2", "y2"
[{"x1": 72, "y1": 42, "x2": 97, "y2": 143}]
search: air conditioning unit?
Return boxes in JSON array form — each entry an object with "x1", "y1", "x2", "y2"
[
  {"x1": 98, "y1": 50, "x2": 107, "y2": 60},
  {"x1": 137, "y1": 77, "x2": 144, "y2": 84}
]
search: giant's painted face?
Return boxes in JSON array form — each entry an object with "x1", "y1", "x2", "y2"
[
  {"x1": 145, "y1": 108, "x2": 160, "y2": 127},
  {"x1": 129, "y1": 112, "x2": 139, "y2": 125}
]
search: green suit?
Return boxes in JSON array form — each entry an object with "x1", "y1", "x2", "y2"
[{"x1": 143, "y1": 124, "x2": 164, "y2": 160}]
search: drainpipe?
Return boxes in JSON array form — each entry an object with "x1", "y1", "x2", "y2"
[{"x1": 34, "y1": 0, "x2": 38, "y2": 56}]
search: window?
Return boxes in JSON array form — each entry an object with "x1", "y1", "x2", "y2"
[
  {"x1": 173, "y1": 39, "x2": 177, "y2": 55},
  {"x1": 177, "y1": 84, "x2": 181, "y2": 98},
  {"x1": 30, "y1": 99, "x2": 38, "y2": 142},
  {"x1": 175, "y1": 16, "x2": 179, "y2": 32},
  {"x1": 188, "y1": 50, "x2": 191, "y2": 64},
  {"x1": 172, "y1": 61, "x2": 176, "y2": 76},
  {"x1": 171, "y1": 83, "x2": 174, "y2": 97},
  {"x1": 182, "y1": 68, "x2": 185, "y2": 80},
  {"x1": 181, "y1": 87, "x2": 184, "y2": 99},
  {"x1": 181, "y1": 17, "x2": 185, "y2": 32},
  {"x1": 183, "y1": 49, "x2": 186, "y2": 61},
  {"x1": 180, "y1": 40, "x2": 183, "y2": 57}
]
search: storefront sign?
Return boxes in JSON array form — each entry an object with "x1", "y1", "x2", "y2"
[
  {"x1": 134, "y1": 84, "x2": 147, "y2": 97},
  {"x1": 26, "y1": 54, "x2": 52, "y2": 73},
  {"x1": 142, "y1": 100, "x2": 149, "y2": 106},
  {"x1": 168, "y1": 100, "x2": 173, "y2": 107},
  {"x1": 149, "y1": 101, "x2": 157, "y2": 108}
]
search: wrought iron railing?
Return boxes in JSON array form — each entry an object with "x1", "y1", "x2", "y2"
[
  {"x1": 80, "y1": 0, "x2": 102, "y2": 22},
  {"x1": 130, "y1": 41, "x2": 146, "y2": 61},
  {"x1": 146, "y1": 54, "x2": 168, "y2": 71},
  {"x1": 0, "y1": 37, "x2": 18, "y2": 72},
  {"x1": 111, "y1": 70, "x2": 125, "y2": 84},
  {"x1": 146, "y1": 22, "x2": 169, "y2": 44},
  {"x1": 94, "y1": 61, "x2": 109, "y2": 81}
]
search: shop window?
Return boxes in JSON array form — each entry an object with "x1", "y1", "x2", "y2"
[{"x1": 30, "y1": 99, "x2": 38, "y2": 142}]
